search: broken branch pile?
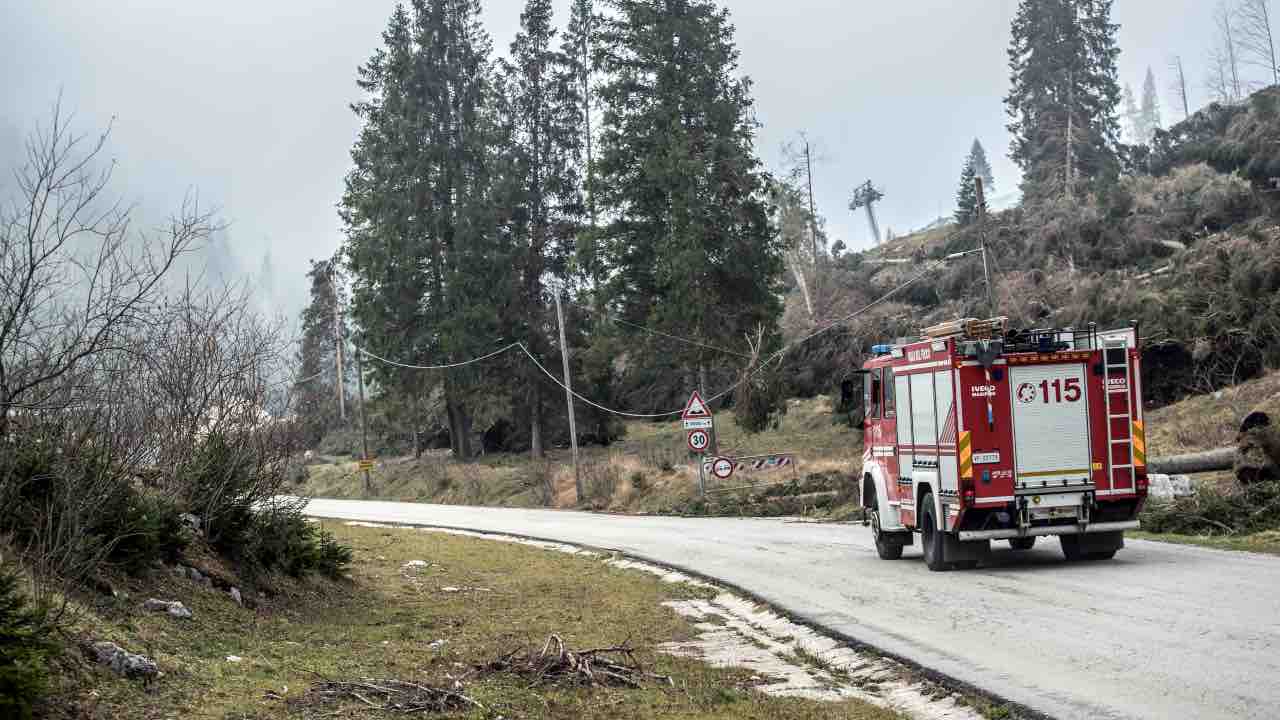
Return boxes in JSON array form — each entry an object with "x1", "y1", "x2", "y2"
[
  {"x1": 303, "y1": 678, "x2": 482, "y2": 714},
  {"x1": 477, "y1": 634, "x2": 673, "y2": 689}
]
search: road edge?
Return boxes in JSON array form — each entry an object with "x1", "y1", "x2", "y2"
[{"x1": 306, "y1": 511, "x2": 1054, "y2": 720}]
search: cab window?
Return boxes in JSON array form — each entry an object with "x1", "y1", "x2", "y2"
[
  {"x1": 865, "y1": 368, "x2": 883, "y2": 419},
  {"x1": 883, "y1": 368, "x2": 896, "y2": 416}
]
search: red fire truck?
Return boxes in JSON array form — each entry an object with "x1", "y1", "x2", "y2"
[{"x1": 858, "y1": 318, "x2": 1148, "y2": 570}]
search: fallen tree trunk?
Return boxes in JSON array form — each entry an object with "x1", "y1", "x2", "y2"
[{"x1": 1147, "y1": 448, "x2": 1236, "y2": 475}]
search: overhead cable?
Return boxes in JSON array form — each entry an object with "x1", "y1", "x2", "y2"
[
  {"x1": 355, "y1": 342, "x2": 522, "y2": 370},
  {"x1": 357, "y1": 259, "x2": 948, "y2": 418}
]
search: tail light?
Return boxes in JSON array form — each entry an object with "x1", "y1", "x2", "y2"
[
  {"x1": 960, "y1": 477, "x2": 976, "y2": 507},
  {"x1": 1136, "y1": 473, "x2": 1149, "y2": 496}
]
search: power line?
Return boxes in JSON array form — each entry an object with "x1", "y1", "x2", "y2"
[
  {"x1": 356, "y1": 259, "x2": 953, "y2": 419},
  {"x1": 355, "y1": 342, "x2": 522, "y2": 370},
  {"x1": 555, "y1": 291, "x2": 753, "y2": 359}
]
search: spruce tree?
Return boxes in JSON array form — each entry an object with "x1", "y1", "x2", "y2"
[
  {"x1": 341, "y1": 0, "x2": 504, "y2": 459},
  {"x1": 561, "y1": 0, "x2": 597, "y2": 222},
  {"x1": 969, "y1": 139, "x2": 995, "y2": 195},
  {"x1": 955, "y1": 153, "x2": 987, "y2": 226},
  {"x1": 497, "y1": 0, "x2": 587, "y2": 456},
  {"x1": 294, "y1": 259, "x2": 345, "y2": 446},
  {"x1": 594, "y1": 0, "x2": 784, "y2": 416},
  {"x1": 1005, "y1": 0, "x2": 1122, "y2": 202},
  {"x1": 1122, "y1": 83, "x2": 1140, "y2": 144},
  {"x1": 1139, "y1": 67, "x2": 1162, "y2": 145}
]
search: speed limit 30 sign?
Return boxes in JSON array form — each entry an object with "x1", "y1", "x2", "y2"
[{"x1": 687, "y1": 429, "x2": 710, "y2": 453}]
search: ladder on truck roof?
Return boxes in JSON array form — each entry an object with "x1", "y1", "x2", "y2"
[{"x1": 1103, "y1": 336, "x2": 1136, "y2": 491}]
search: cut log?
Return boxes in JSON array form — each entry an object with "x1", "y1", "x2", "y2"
[{"x1": 1147, "y1": 448, "x2": 1236, "y2": 475}]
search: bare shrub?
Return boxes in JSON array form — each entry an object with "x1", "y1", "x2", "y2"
[
  {"x1": 525, "y1": 461, "x2": 556, "y2": 506},
  {"x1": 0, "y1": 102, "x2": 212, "y2": 599},
  {"x1": 580, "y1": 459, "x2": 621, "y2": 508}
]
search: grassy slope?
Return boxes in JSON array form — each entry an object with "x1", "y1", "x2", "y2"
[
  {"x1": 1144, "y1": 369, "x2": 1280, "y2": 456},
  {"x1": 301, "y1": 396, "x2": 863, "y2": 515},
  {"x1": 68, "y1": 524, "x2": 899, "y2": 720}
]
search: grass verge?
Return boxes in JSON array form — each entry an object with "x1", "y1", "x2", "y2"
[
  {"x1": 64, "y1": 522, "x2": 901, "y2": 719},
  {"x1": 1129, "y1": 529, "x2": 1280, "y2": 556}
]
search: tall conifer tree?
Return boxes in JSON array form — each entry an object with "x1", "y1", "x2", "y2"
[
  {"x1": 496, "y1": 0, "x2": 587, "y2": 456},
  {"x1": 968, "y1": 138, "x2": 995, "y2": 195},
  {"x1": 1005, "y1": 0, "x2": 1122, "y2": 202},
  {"x1": 594, "y1": 0, "x2": 784, "y2": 414},
  {"x1": 341, "y1": 0, "x2": 503, "y2": 459}
]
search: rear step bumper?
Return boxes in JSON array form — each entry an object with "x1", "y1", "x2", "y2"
[{"x1": 958, "y1": 520, "x2": 1139, "y2": 542}]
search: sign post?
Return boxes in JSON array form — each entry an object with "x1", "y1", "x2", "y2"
[{"x1": 683, "y1": 391, "x2": 713, "y2": 497}]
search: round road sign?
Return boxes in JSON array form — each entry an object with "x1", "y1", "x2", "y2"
[
  {"x1": 687, "y1": 429, "x2": 710, "y2": 453},
  {"x1": 711, "y1": 457, "x2": 735, "y2": 479}
]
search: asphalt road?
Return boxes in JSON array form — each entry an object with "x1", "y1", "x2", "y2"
[{"x1": 303, "y1": 499, "x2": 1280, "y2": 720}]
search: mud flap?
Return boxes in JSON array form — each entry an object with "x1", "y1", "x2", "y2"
[
  {"x1": 943, "y1": 533, "x2": 990, "y2": 564},
  {"x1": 1063, "y1": 531, "x2": 1125, "y2": 555}
]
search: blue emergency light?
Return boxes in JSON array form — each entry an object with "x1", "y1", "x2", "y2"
[{"x1": 871, "y1": 344, "x2": 893, "y2": 356}]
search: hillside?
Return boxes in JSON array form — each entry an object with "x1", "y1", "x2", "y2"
[{"x1": 780, "y1": 89, "x2": 1280, "y2": 412}]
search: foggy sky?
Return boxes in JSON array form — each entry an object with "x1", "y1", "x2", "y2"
[{"x1": 2, "y1": 0, "x2": 1224, "y2": 314}]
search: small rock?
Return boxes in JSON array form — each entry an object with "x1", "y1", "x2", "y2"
[
  {"x1": 143, "y1": 599, "x2": 192, "y2": 619},
  {"x1": 441, "y1": 586, "x2": 461, "y2": 593},
  {"x1": 170, "y1": 565, "x2": 187, "y2": 579},
  {"x1": 229, "y1": 587, "x2": 243, "y2": 607},
  {"x1": 179, "y1": 513, "x2": 203, "y2": 535},
  {"x1": 401, "y1": 560, "x2": 431, "y2": 575},
  {"x1": 226, "y1": 655, "x2": 243, "y2": 663},
  {"x1": 91, "y1": 641, "x2": 158, "y2": 680},
  {"x1": 188, "y1": 568, "x2": 203, "y2": 583},
  {"x1": 428, "y1": 639, "x2": 447, "y2": 651}
]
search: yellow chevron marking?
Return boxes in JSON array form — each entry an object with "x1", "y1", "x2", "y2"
[
  {"x1": 1133, "y1": 420, "x2": 1146, "y2": 466},
  {"x1": 958, "y1": 431, "x2": 973, "y2": 478}
]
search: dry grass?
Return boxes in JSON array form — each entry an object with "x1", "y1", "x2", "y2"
[
  {"x1": 1145, "y1": 369, "x2": 1280, "y2": 456},
  {"x1": 63, "y1": 523, "x2": 902, "y2": 720}
]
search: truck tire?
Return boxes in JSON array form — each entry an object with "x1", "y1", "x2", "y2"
[
  {"x1": 867, "y1": 486, "x2": 906, "y2": 560},
  {"x1": 920, "y1": 493, "x2": 948, "y2": 571},
  {"x1": 1009, "y1": 537, "x2": 1036, "y2": 551}
]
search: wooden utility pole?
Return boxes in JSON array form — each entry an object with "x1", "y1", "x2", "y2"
[
  {"x1": 1171, "y1": 56, "x2": 1191, "y2": 121},
  {"x1": 356, "y1": 344, "x2": 371, "y2": 495},
  {"x1": 331, "y1": 267, "x2": 346, "y2": 422},
  {"x1": 553, "y1": 289, "x2": 582, "y2": 501},
  {"x1": 802, "y1": 136, "x2": 818, "y2": 264},
  {"x1": 975, "y1": 177, "x2": 994, "y2": 316}
]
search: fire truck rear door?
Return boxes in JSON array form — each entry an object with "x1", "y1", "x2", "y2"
[{"x1": 1008, "y1": 363, "x2": 1092, "y2": 491}]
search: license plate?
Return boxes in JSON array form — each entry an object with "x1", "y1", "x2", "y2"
[{"x1": 973, "y1": 451, "x2": 1000, "y2": 465}]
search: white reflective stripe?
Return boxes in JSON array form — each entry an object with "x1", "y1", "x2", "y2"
[
  {"x1": 959, "y1": 360, "x2": 1008, "y2": 367},
  {"x1": 897, "y1": 360, "x2": 953, "y2": 373},
  {"x1": 974, "y1": 496, "x2": 1015, "y2": 503},
  {"x1": 1095, "y1": 488, "x2": 1137, "y2": 496}
]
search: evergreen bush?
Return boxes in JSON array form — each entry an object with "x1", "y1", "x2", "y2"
[{"x1": 0, "y1": 563, "x2": 55, "y2": 720}]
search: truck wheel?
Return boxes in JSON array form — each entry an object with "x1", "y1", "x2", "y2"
[
  {"x1": 1009, "y1": 537, "x2": 1036, "y2": 551},
  {"x1": 867, "y1": 487, "x2": 905, "y2": 560},
  {"x1": 920, "y1": 493, "x2": 948, "y2": 571}
]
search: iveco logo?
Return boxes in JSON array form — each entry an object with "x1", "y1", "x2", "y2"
[
  {"x1": 1016, "y1": 382, "x2": 1038, "y2": 404},
  {"x1": 971, "y1": 385, "x2": 997, "y2": 398}
]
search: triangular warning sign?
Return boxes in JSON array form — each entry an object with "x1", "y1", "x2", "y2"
[{"x1": 682, "y1": 390, "x2": 711, "y2": 420}]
